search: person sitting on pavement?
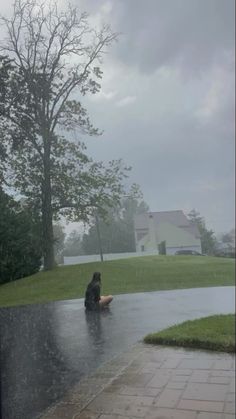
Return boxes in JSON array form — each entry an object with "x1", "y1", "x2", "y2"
[{"x1": 84, "y1": 272, "x2": 113, "y2": 311}]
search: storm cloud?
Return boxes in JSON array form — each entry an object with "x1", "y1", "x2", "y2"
[{"x1": 76, "y1": 0, "x2": 235, "y2": 233}]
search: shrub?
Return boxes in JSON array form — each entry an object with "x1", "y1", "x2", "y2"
[{"x1": 0, "y1": 189, "x2": 42, "y2": 284}]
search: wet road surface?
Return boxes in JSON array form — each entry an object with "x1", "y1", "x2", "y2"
[{"x1": 0, "y1": 286, "x2": 235, "y2": 419}]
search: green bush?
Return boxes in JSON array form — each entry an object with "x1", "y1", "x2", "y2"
[{"x1": 0, "y1": 189, "x2": 42, "y2": 284}]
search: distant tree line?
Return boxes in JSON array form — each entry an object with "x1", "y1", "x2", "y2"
[
  {"x1": 63, "y1": 198, "x2": 149, "y2": 256},
  {"x1": 187, "y1": 209, "x2": 217, "y2": 255}
]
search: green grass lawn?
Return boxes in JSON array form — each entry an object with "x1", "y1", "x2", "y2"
[
  {"x1": 0, "y1": 255, "x2": 234, "y2": 307},
  {"x1": 144, "y1": 314, "x2": 235, "y2": 352}
]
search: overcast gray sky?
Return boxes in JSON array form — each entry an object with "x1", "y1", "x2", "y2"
[
  {"x1": 75, "y1": 0, "x2": 235, "y2": 234},
  {"x1": 75, "y1": 0, "x2": 235, "y2": 232},
  {"x1": 1, "y1": 0, "x2": 235, "y2": 234}
]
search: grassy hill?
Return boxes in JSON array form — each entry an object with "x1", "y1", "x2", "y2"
[
  {"x1": 0, "y1": 255, "x2": 234, "y2": 307},
  {"x1": 144, "y1": 314, "x2": 235, "y2": 353}
]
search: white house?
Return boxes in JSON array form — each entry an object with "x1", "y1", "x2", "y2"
[{"x1": 134, "y1": 210, "x2": 202, "y2": 255}]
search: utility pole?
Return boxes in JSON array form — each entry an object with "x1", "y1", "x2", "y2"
[{"x1": 95, "y1": 213, "x2": 103, "y2": 262}]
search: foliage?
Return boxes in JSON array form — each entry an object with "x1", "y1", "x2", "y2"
[
  {"x1": 188, "y1": 209, "x2": 217, "y2": 255},
  {"x1": 0, "y1": 0, "x2": 135, "y2": 270},
  {"x1": 64, "y1": 230, "x2": 84, "y2": 256},
  {"x1": 221, "y1": 233, "x2": 234, "y2": 244},
  {"x1": 82, "y1": 198, "x2": 149, "y2": 254},
  {"x1": 221, "y1": 229, "x2": 235, "y2": 247},
  {"x1": 144, "y1": 314, "x2": 235, "y2": 353},
  {"x1": 0, "y1": 188, "x2": 42, "y2": 284},
  {"x1": 53, "y1": 224, "x2": 65, "y2": 262},
  {"x1": 0, "y1": 255, "x2": 234, "y2": 307}
]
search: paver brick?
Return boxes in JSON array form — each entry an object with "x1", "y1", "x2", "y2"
[
  {"x1": 178, "y1": 400, "x2": 224, "y2": 412},
  {"x1": 119, "y1": 385, "x2": 161, "y2": 397},
  {"x1": 103, "y1": 385, "x2": 123, "y2": 394},
  {"x1": 174, "y1": 369, "x2": 192, "y2": 376},
  {"x1": 212, "y1": 360, "x2": 234, "y2": 370},
  {"x1": 226, "y1": 392, "x2": 235, "y2": 402},
  {"x1": 197, "y1": 415, "x2": 235, "y2": 419},
  {"x1": 209, "y1": 376, "x2": 231, "y2": 384},
  {"x1": 224, "y1": 402, "x2": 235, "y2": 414},
  {"x1": 171, "y1": 374, "x2": 189, "y2": 383},
  {"x1": 178, "y1": 359, "x2": 214, "y2": 370},
  {"x1": 88, "y1": 393, "x2": 155, "y2": 414},
  {"x1": 114, "y1": 394, "x2": 156, "y2": 407},
  {"x1": 113, "y1": 372, "x2": 154, "y2": 387},
  {"x1": 140, "y1": 362, "x2": 163, "y2": 373},
  {"x1": 189, "y1": 370, "x2": 210, "y2": 383},
  {"x1": 196, "y1": 413, "x2": 223, "y2": 419},
  {"x1": 229, "y1": 378, "x2": 235, "y2": 393},
  {"x1": 154, "y1": 389, "x2": 183, "y2": 408},
  {"x1": 147, "y1": 407, "x2": 197, "y2": 419},
  {"x1": 166, "y1": 381, "x2": 186, "y2": 390},
  {"x1": 147, "y1": 377, "x2": 169, "y2": 388},
  {"x1": 211, "y1": 370, "x2": 235, "y2": 377},
  {"x1": 111, "y1": 404, "x2": 150, "y2": 418},
  {"x1": 182, "y1": 382, "x2": 228, "y2": 401},
  {"x1": 86, "y1": 394, "x2": 116, "y2": 413},
  {"x1": 160, "y1": 358, "x2": 182, "y2": 369}
]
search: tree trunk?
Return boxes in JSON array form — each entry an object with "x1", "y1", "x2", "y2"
[{"x1": 42, "y1": 139, "x2": 55, "y2": 270}]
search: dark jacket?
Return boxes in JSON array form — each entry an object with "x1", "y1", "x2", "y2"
[{"x1": 84, "y1": 281, "x2": 101, "y2": 310}]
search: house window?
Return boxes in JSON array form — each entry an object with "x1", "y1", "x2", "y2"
[{"x1": 141, "y1": 245, "x2": 145, "y2": 252}]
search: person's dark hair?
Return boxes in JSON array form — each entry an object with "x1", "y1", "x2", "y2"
[{"x1": 91, "y1": 272, "x2": 101, "y2": 283}]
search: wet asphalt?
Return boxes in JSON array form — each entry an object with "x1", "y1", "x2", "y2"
[{"x1": 0, "y1": 286, "x2": 235, "y2": 419}]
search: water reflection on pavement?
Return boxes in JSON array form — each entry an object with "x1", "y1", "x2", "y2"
[{"x1": 0, "y1": 286, "x2": 235, "y2": 419}]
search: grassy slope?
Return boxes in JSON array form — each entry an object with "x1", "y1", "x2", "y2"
[
  {"x1": 144, "y1": 314, "x2": 236, "y2": 352},
  {"x1": 0, "y1": 255, "x2": 234, "y2": 307}
]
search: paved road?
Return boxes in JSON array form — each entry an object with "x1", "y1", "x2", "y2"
[{"x1": 0, "y1": 286, "x2": 235, "y2": 419}]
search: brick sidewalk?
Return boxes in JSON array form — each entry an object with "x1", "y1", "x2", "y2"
[{"x1": 41, "y1": 344, "x2": 235, "y2": 419}]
